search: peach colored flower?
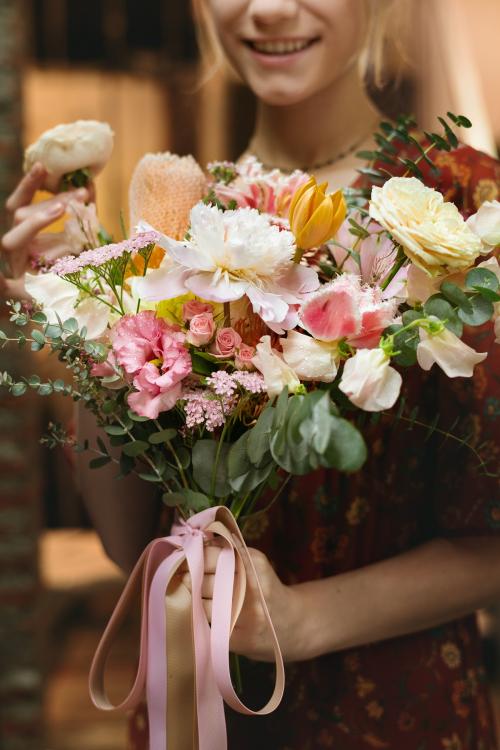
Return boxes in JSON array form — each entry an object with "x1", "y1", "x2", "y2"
[
  {"x1": 182, "y1": 299, "x2": 213, "y2": 322},
  {"x1": 235, "y1": 343, "x2": 256, "y2": 370},
  {"x1": 186, "y1": 312, "x2": 215, "y2": 346},
  {"x1": 211, "y1": 327, "x2": 242, "y2": 358}
]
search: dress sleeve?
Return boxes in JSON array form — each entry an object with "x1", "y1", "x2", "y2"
[{"x1": 430, "y1": 147, "x2": 500, "y2": 538}]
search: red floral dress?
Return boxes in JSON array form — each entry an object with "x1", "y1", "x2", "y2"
[{"x1": 129, "y1": 143, "x2": 500, "y2": 750}]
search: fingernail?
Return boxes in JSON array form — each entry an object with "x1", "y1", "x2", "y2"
[
  {"x1": 31, "y1": 163, "x2": 45, "y2": 177},
  {"x1": 75, "y1": 188, "x2": 88, "y2": 199},
  {"x1": 49, "y1": 202, "x2": 64, "y2": 215}
]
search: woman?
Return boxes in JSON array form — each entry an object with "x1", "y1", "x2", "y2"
[{"x1": 2, "y1": 1, "x2": 500, "y2": 748}]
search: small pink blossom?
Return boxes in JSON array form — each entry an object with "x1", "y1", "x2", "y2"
[
  {"x1": 110, "y1": 311, "x2": 192, "y2": 418},
  {"x1": 300, "y1": 274, "x2": 397, "y2": 349},
  {"x1": 52, "y1": 230, "x2": 160, "y2": 276},
  {"x1": 211, "y1": 327, "x2": 242, "y2": 358},
  {"x1": 182, "y1": 299, "x2": 213, "y2": 322},
  {"x1": 187, "y1": 312, "x2": 215, "y2": 346},
  {"x1": 235, "y1": 343, "x2": 256, "y2": 370}
]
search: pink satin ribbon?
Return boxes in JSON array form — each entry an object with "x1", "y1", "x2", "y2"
[{"x1": 89, "y1": 506, "x2": 285, "y2": 750}]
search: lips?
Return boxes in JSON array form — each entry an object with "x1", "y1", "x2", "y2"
[{"x1": 244, "y1": 38, "x2": 318, "y2": 56}]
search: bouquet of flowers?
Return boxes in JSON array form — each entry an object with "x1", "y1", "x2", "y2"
[{"x1": 1, "y1": 113, "x2": 499, "y2": 749}]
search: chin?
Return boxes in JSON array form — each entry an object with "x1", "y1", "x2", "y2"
[{"x1": 251, "y1": 81, "x2": 316, "y2": 108}]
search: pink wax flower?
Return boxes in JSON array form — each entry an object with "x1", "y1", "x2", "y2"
[
  {"x1": 111, "y1": 311, "x2": 192, "y2": 418},
  {"x1": 182, "y1": 299, "x2": 213, "y2": 322},
  {"x1": 211, "y1": 327, "x2": 242, "y2": 358},
  {"x1": 235, "y1": 343, "x2": 256, "y2": 370},
  {"x1": 300, "y1": 274, "x2": 397, "y2": 349},
  {"x1": 186, "y1": 312, "x2": 215, "y2": 346}
]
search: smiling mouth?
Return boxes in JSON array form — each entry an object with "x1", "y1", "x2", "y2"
[{"x1": 244, "y1": 38, "x2": 319, "y2": 56}]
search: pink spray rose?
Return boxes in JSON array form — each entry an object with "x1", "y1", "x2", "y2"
[
  {"x1": 235, "y1": 343, "x2": 256, "y2": 370},
  {"x1": 299, "y1": 274, "x2": 397, "y2": 349},
  {"x1": 182, "y1": 299, "x2": 213, "y2": 322},
  {"x1": 111, "y1": 311, "x2": 192, "y2": 418},
  {"x1": 211, "y1": 327, "x2": 242, "y2": 358},
  {"x1": 187, "y1": 312, "x2": 216, "y2": 346}
]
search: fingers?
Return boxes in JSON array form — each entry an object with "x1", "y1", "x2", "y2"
[
  {"x1": 1, "y1": 202, "x2": 65, "y2": 277},
  {"x1": 11, "y1": 188, "x2": 89, "y2": 226},
  {"x1": 5, "y1": 163, "x2": 48, "y2": 214}
]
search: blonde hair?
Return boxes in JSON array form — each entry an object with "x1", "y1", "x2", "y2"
[{"x1": 191, "y1": 0, "x2": 411, "y2": 88}]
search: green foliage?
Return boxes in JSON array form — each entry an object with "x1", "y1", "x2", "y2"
[{"x1": 193, "y1": 440, "x2": 230, "y2": 498}]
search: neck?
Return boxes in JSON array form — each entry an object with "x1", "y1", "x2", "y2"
[{"x1": 249, "y1": 64, "x2": 380, "y2": 172}]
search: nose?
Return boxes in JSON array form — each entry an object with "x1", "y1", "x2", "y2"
[{"x1": 249, "y1": 0, "x2": 299, "y2": 27}]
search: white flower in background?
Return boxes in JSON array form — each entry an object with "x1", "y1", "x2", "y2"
[
  {"x1": 132, "y1": 204, "x2": 319, "y2": 329},
  {"x1": 339, "y1": 348, "x2": 402, "y2": 412},
  {"x1": 251, "y1": 336, "x2": 301, "y2": 397},
  {"x1": 466, "y1": 200, "x2": 500, "y2": 253},
  {"x1": 417, "y1": 320, "x2": 487, "y2": 377},
  {"x1": 24, "y1": 120, "x2": 114, "y2": 192},
  {"x1": 369, "y1": 177, "x2": 482, "y2": 276},
  {"x1": 280, "y1": 330, "x2": 338, "y2": 382},
  {"x1": 25, "y1": 272, "x2": 137, "y2": 340}
]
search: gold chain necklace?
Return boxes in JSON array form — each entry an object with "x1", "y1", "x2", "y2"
[{"x1": 248, "y1": 133, "x2": 369, "y2": 174}]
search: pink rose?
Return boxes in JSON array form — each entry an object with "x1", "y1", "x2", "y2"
[
  {"x1": 211, "y1": 327, "x2": 242, "y2": 358},
  {"x1": 187, "y1": 312, "x2": 215, "y2": 346},
  {"x1": 182, "y1": 299, "x2": 213, "y2": 322},
  {"x1": 235, "y1": 343, "x2": 256, "y2": 370}
]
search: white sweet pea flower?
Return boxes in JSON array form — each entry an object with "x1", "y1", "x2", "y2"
[
  {"x1": 251, "y1": 335, "x2": 301, "y2": 397},
  {"x1": 466, "y1": 200, "x2": 500, "y2": 253},
  {"x1": 339, "y1": 348, "x2": 402, "y2": 412},
  {"x1": 24, "y1": 120, "x2": 114, "y2": 193},
  {"x1": 280, "y1": 330, "x2": 338, "y2": 382},
  {"x1": 417, "y1": 320, "x2": 487, "y2": 377},
  {"x1": 25, "y1": 272, "x2": 110, "y2": 340}
]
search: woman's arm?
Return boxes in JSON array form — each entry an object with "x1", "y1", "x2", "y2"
[
  {"x1": 192, "y1": 536, "x2": 500, "y2": 662},
  {"x1": 76, "y1": 404, "x2": 162, "y2": 573}
]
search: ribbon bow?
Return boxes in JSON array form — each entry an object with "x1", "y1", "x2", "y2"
[{"x1": 89, "y1": 506, "x2": 285, "y2": 749}]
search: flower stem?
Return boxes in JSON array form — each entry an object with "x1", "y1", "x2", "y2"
[
  {"x1": 223, "y1": 302, "x2": 231, "y2": 327},
  {"x1": 380, "y1": 248, "x2": 406, "y2": 292},
  {"x1": 293, "y1": 247, "x2": 305, "y2": 263}
]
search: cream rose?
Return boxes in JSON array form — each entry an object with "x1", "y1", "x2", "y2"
[
  {"x1": 369, "y1": 177, "x2": 482, "y2": 276},
  {"x1": 24, "y1": 120, "x2": 114, "y2": 192},
  {"x1": 280, "y1": 330, "x2": 338, "y2": 382},
  {"x1": 339, "y1": 348, "x2": 402, "y2": 412},
  {"x1": 466, "y1": 200, "x2": 500, "y2": 253}
]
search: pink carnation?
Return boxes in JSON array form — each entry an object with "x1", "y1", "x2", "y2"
[
  {"x1": 300, "y1": 274, "x2": 397, "y2": 349},
  {"x1": 110, "y1": 311, "x2": 192, "y2": 418}
]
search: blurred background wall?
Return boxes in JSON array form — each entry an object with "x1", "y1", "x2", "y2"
[{"x1": 0, "y1": 1, "x2": 499, "y2": 748}]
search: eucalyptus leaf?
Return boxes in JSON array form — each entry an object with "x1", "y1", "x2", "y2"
[
  {"x1": 321, "y1": 416, "x2": 367, "y2": 473},
  {"x1": 121, "y1": 440, "x2": 149, "y2": 457},
  {"x1": 457, "y1": 295, "x2": 494, "y2": 327},
  {"x1": 149, "y1": 428, "x2": 178, "y2": 445},
  {"x1": 104, "y1": 425, "x2": 128, "y2": 436},
  {"x1": 440, "y1": 281, "x2": 473, "y2": 313},
  {"x1": 465, "y1": 267, "x2": 499, "y2": 293},
  {"x1": 89, "y1": 456, "x2": 112, "y2": 469},
  {"x1": 193, "y1": 439, "x2": 230, "y2": 498}
]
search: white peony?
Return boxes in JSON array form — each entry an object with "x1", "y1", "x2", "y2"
[
  {"x1": 251, "y1": 336, "x2": 301, "y2": 397},
  {"x1": 280, "y1": 330, "x2": 338, "y2": 382},
  {"x1": 339, "y1": 348, "x2": 402, "y2": 412},
  {"x1": 369, "y1": 177, "x2": 482, "y2": 276},
  {"x1": 133, "y1": 204, "x2": 319, "y2": 329},
  {"x1": 466, "y1": 200, "x2": 500, "y2": 253},
  {"x1": 417, "y1": 321, "x2": 487, "y2": 377},
  {"x1": 24, "y1": 120, "x2": 114, "y2": 192}
]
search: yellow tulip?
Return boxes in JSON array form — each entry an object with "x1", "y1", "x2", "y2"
[{"x1": 289, "y1": 176, "x2": 346, "y2": 255}]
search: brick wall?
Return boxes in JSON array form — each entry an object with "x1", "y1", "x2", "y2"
[{"x1": 0, "y1": 2, "x2": 44, "y2": 748}]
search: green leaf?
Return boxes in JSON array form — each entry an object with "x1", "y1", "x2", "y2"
[
  {"x1": 465, "y1": 267, "x2": 499, "y2": 293},
  {"x1": 227, "y1": 432, "x2": 252, "y2": 480},
  {"x1": 127, "y1": 409, "x2": 149, "y2": 422},
  {"x1": 121, "y1": 440, "x2": 149, "y2": 457},
  {"x1": 149, "y1": 428, "x2": 178, "y2": 445},
  {"x1": 63, "y1": 318, "x2": 79, "y2": 333},
  {"x1": 38, "y1": 383, "x2": 53, "y2": 396},
  {"x1": 104, "y1": 425, "x2": 128, "y2": 436},
  {"x1": 457, "y1": 294, "x2": 494, "y2": 327},
  {"x1": 31, "y1": 311, "x2": 47, "y2": 325},
  {"x1": 177, "y1": 489, "x2": 211, "y2": 512},
  {"x1": 191, "y1": 351, "x2": 215, "y2": 375},
  {"x1": 193, "y1": 439, "x2": 230, "y2": 498},
  {"x1": 102, "y1": 399, "x2": 116, "y2": 415},
  {"x1": 247, "y1": 406, "x2": 275, "y2": 466},
  {"x1": 423, "y1": 294, "x2": 463, "y2": 336},
  {"x1": 321, "y1": 415, "x2": 368, "y2": 473},
  {"x1": 53, "y1": 379, "x2": 66, "y2": 392},
  {"x1": 31, "y1": 329, "x2": 45, "y2": 345},
  {"x1": 137, "y1": 472, "x2": 163, "y2": 483},
  {"x1": 28, "y1": 375, "x2": 41, "y2": 388},
  {"x1": 438, "y1": 116, "x2": 458, "y2": 149},
  {"x1": 89, "y1": 456, "x2": 112, "y2": 469},
  {"x1": 161, "y1": 492, "x2": 186, "y2": 508},
  {"x1": 440, "y1": 281, "x2": 473, "y2": 312},
  {"x1": 45, "y1": 324, "x2": 62, "y2": 339},
  {"x1": 447, "y1": 112, "x2": 472, "y2": 128},
  {"x1": 11, "y1": 382, "x2": 27, "y2": 397}
]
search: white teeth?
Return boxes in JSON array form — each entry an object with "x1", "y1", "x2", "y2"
[{"x1": 251, "y1": 39, "x2": 311, "y2": 55}]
